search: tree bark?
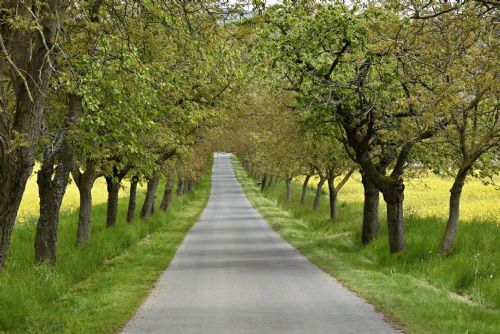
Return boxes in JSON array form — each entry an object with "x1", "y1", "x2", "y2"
[
  {"x1": 183, "y1": 179, "x2": 191, "y2": 194},
  {"x1": 35, "y1": 162, "x2": 59, "y2": 265},
  {"x1": 141, "y1": 171, "x2": 160, "y2": 220},
  {"x1": 127, "y1": 176, "x2": 139, "y2": 223},
  {"x1": 77, "y1": 184, "x2": 92, "y2": 246},
  {"x1": 34, "y1": 94, "x2": 81, "y2": 265},
  {"x1": 384, "y1": 181, "x2": 406, "y2": 253},
  {"x1": 260, "y1": 173, "x2": 267, "y2": 192},
  {"x1": 73, "y1": 163, "x2": 100, "y2": 246},
  {"x1": 327, "y1": 176, "x2": 338, "y2": 221},
  {"x1": 34, "y1": 142, "x2": 72, "y2": 264},
  {"x1": 285, "y1": 177, "x2": 292, "y2": 202},
  {"x1": 313, "y1": 176, "x2": 326, "y2": 211},
  {"x1": 0, "y1": 1, "x2": 69, "y2": 269},
  {"x1": 105, "y1": 165, "x2": 130, "y2": 227},
  {"x1": 160, "y1": 176, "x2": 175, "y2": 211},
  {"x1": 177, "y1": 177, "x2": 184, "y2": 196},
  {"x1": 105, "y1": 177, "x2": 120, "y2": 227},
  {"x1": 300, "y1": 175, "x2": 311, "y2": 206},
  {"x1": 361, "y1": 173, "x2": 380, "y2": 245},
  {"x1": 438, "y1": 166, "x2": 470, "y2": 253},
  {"x1": 268, "y1": 175, "x2": 274, "y2": 188},
  {"x1": 327, "y1": 167, "x2": 354, "y2": 221}
]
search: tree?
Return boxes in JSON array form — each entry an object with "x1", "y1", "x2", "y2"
[
  {"x1": 0, "y1": 0, "x2": 69, "y2": 268},
  {"x1": 259, "y1": 2, "x2": 447, "y2": 252},
  {"x1": 409, "y1": 2, "x2": 500, "y2": 253}
]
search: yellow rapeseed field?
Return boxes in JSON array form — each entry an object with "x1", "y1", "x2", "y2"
[
  {"x1": 304, "y1": 172, "x2": 500, "y2": 223},
  {"x1": 16, "y1": 169, "x2": 499, "y2": 224},
  {"x1": 17, "y1": 169, "x2": 144, "y2": 223}
]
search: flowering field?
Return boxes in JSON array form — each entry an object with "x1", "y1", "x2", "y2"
[
  {"x1": 303, "y1": 173, "x2": 499, "y2": 223},
  {"x1": 17, "y1": 168, "x2": 144, "y2": 224}
]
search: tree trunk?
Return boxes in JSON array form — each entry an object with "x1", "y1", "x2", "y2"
[
  {"x1": 0, "y1": 1, "x2": 68, "y2": 269},
  {"x1": 34, "y1": 144, "x2": 73, "y2": 264},
  {"x1": 34, "y1": 94, "x2": 81, "y2": 264},
  {"x1": 0, "y1": 163, "x2": 32, "y2": 268},
  {"x1": 177, "y1": 177, "x2": 184, "y2": 196},
  {"x1": 328, "y1": 167, "x2": 355, "y2": 221},
  {"x1": 268, "y1": 175, "x2": 274, "y2": 188},
  {"x1": 160, "y1": 176, "x2": 175, "y2": 211},
  {"x1": 105, "y1": 165, "x2": 130, "y2": 227},
  {"x1": 285, "y1": 177, "x2": 292, "y2": 202},
  {"x1": 73, "y1": 163, "x2": 99, "y2": 246},
  {"x1": 127, "y1": 176, "x2": 139, "y2": 223},
  {"x1": 141, "y1": 171, "x2": 160, "y2": 220},
  {"x1": 260, "y1": 173, "x2": 267, "y2": 192},
  {"x1": 35, "y1": 163, "x2": 58, "y2": 265},
  {"x1": 183, "y1": 179, "x2": 190, "y2": 194},
  {"x1": 76, "y1": 181, "x2": 93, "y2": 246},
  {"x1": 327, "y1": 175, "x2": 338, "y2": 221},
  {"x1": 105, "y1": 177, "x2": 120, "y2": 227},
  {"x1": 313, "y1": 177, "x2": 326, "y2": 211},
  {"x1": 300, "y1": 175, "x2": 311, "y2": 206},
  {"x1": 384, "y1": 181, "x2": 406, "y2": 253},
  {"x1": 438, "y1": 166, "x2": 469, "y2": 253},
  {"x1": 361, "y1": 173, "x2": 380, "y2": 245}
]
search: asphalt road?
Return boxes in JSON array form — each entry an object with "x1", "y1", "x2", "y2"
[{"x1": 122, "y1": 153, "x2": 401, "y2": 334}]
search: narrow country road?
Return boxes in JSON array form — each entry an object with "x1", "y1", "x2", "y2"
[{"x1": 122, "y1": 154, "x2": 401, "y2": 334}]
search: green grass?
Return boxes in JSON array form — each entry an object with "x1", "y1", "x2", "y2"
[
  {"x1": 232, "y1": 158, "x2": 499, "y2": 334},
  {"x1": 0, "y1": 175, "x2": 210, "y2": 333}
]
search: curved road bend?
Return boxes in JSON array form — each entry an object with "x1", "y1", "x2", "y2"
[{"x1": 122, "y1": 153, "x2": 401, "y2": 334}]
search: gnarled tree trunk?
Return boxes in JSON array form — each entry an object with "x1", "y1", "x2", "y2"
[
  {"x1": 34, "y1": 94, "x2": 81, "y2": 265},
  {"x1": 126, "y1": 175, "x2": 139, "y2": 223},
  {"x1": 268, "y1": 175, "x2": 274, "y2": 188},
  {"x1": 312, "y1": 176, "x2": 326, "y2": 211},
  {"x1": 105, "y1": 165, "x2": 130, "y2": 227},
  {"x1": 177, "y1": 177, "x2": 184, "y2": 196},
  {"x1": 327, "y1": 176, "x2": 338, "y2": 221},
  {"x1": 327, "y1": 167, "x2": 355, "y2": 221},
  {"x1": 105, "y1": 178, "x2": 120, "y2": 227},
  {"x1": 383, "y1": 181, "x2": 406, "y2": 253},
  {"x1": 439, "y1": 166, "x2": 470, "y2": 253},
  {"x1": 183, "y1": 179, "x2": 191, "y2": 194},
  {"x1": 361, "y1": 173, "x2": 380, "y2": 245},
  {"x1": 73, "y1": 163, "x2": 100, "y2": 246},
  {"x1": 260, "y1": 173, "x2": 267, "y2": 192},
  {"x1": 300, "y1": 174, "x2": 311, "y2": 206},
  {"x1": 160, "y1": 176, "x2": 175, "y2": 211},
  {"x1": 0, "y1": 0, "x2": 69, "y2": 269},
  {"x1": 285, "y1": 177, "x2": 292, "y2": 203},
  {"x1": 141, "y1": 171, "x2": 160, "y2": 220}
]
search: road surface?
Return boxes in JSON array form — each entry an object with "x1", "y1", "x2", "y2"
[{"x1": 122, "y1": 153, "x2": 401, "y2": 334}]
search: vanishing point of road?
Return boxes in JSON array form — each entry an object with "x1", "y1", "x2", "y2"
[{"x1": 122, "y1": 154, "x2": 401, "y2": 334}]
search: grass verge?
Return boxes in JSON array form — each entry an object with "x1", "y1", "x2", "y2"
[
  {"x1": 0, "y1": 175, "x2": 210, "y2": 333},
  {"x1": 232, "y1": 158, "x2": 499, "y2": 334}
]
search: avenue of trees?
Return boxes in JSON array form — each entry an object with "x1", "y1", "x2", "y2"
[
  {"x1": 0, "y1": 0, "x2": 243, "y2": 269},
  {"x1": 225, "y1": 0, "x2": 499, "y2": 254},
  {"x1": 0, "y1": 0, "x2": 498, "y2": 271}
]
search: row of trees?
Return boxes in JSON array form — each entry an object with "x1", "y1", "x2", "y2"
[
  {"x1": 0, "y1": 0, "x2": 497, "y2": 270},
  {"x1": 225, "y1": 0, "x2": 499, "y2": 254},
  {"x1": 0, "y1": 0, "x2": 245, "y2": 269}
]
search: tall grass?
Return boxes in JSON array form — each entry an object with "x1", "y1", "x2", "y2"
[
  {"x1": 233, "y1": 159, "x2": 499, "y2": 333},
  {"x1": 0, "y1": 176, "x2": 210, "y2": 333}
]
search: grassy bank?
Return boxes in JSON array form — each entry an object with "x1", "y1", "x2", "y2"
[
  {"x1": 232, "y1": 158, "x2": 499, "y2": 334},
  {"x1": 0, "y1": 175, "x2": 210, "y2": 333}
]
